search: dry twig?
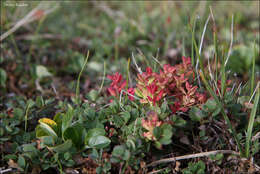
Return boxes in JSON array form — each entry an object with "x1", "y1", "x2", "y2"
[
  {"x1": 0, "y1": 2, "x2": 59, "y2": 41},
  {"x1": 146, "y1": 150, "x2": 239, "y2": 168}
]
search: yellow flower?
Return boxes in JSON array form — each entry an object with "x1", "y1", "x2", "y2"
[{"x1": 39, "y1": 118, "x2": 57, "y2": 127}]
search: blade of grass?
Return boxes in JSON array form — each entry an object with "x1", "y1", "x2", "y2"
[
  {"x1": 220, "y1": 60, "x2": 226, "y2": 97},
  {"x1": 132, "y1": 52, "x2": 142, "y2": 74},
  {"x1": 115, "y1": 35, "x2": 119, "y2": 62},
  {"x1": 224, "y1": 15, "x2": 234, "y2": 67},
  {"x1": 250, "y1": 41, "x2": 256, "y2": 95},
  {"x1": 213, "y1": 30, "x2": 218, "y2": 82},
  {"x1": 190, "y1": 16, "x2": 198, "y2": 67},
  {"x1": 76, "y1": 51, "x2": 90, "y2": 105},
  {"x1": 221, "y1": 15, "x2": 234, "y2": 97},
  {"x1": 209, "y1": 7, "x2": 219, "y2": 82},
  {"x1": 182, "y1": 36, "x2": 186, "y2": 57},
  {"x1": 195, "y1": 15, "x2": 210, "y2": 88},
  {"x1": 24, "y1": 103, "x2": 32, "y2": 132},
  {"x1": 98, "y1": 61, "x2": 106, "y2": 94},
  {"x1": 126, "y1": 58, "x2": 131, "y2": 89},
  {"x1": 151, "y1": 48, "x2": 163, "y2": 71},
  {"x1": 137, "y1": 48, "x2": 150, "y2": 68},
  {"x1": 245, "y1": 84, "x2": 260, "y2": 158}
]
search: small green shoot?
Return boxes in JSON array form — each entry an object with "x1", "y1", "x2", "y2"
[
  {"x1": 245, "y1": 84, "x2": 260, "y2": 158},
  {"x1": 76, "y1": 50, "x2": 90, "y2": 105}
]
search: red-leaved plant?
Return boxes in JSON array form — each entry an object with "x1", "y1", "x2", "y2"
[
  {"x1": 106, "y1": 56, "x2": 207, "y2": 147},
  {"x1": 106, "y1": 57, "x2": 207, "y2": 111}
]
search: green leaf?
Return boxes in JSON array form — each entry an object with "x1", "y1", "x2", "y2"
[
  {"x1": 85, "y1": 128, "x2": 105, "y2": 145},
  {"x1": 39, "y1": 136, "x2": 54, "y2": 146},
  {"x1": 62, "y1": 108, "x2": 74, "y2": 135},
  {"x1": 54, "y1": 113, "x2": 63, "y2": 125},
  {"x1": 103, "y1": 162, "x2": 111, "y2": 172},
  {"x1": 13, "y1": 108, "x2": 24, "y2": 120},
  {"x1": 111, "y1": 145, "x2": 130, "y2": 161},
  {"x1": 4, "y1": 154, "x2": 17, "y2": 160},
  {"x1": 159, "y1": 113, "x2": 168, "y2": 120},
  {"x1": 36, "y1": 125, "x2": 47, "y2": 137},
  {"x1": 48, "y1": 140, "x2": 72, "y2": 153},
  {"x1": 23, "y1": 144, "x2": 37, "y2": 152},
  {"x1": 126, "y1": 138, "x2": 136, "y2": 150},
  {"x1": 63, "y1": 123, "x2": 84, "y2": 148},
  {"x1": 154, "y1": 141, "x2": 162, "y2": 149},
  {"x1": 159, "y1": 124, "x2": 173, "y2": 145},
  {"x1": 153, "y1": 127, "x2": 162, "y2": 140},
  {"x1": 53, "y1": 113, "x2": 63, "y2": 136},
  {"x1": 0, "y1": 68, "x2": 7, "y2": 87},
  {"x1": 189, "y1": 107, "x2": 206, "y2": 122},
  {"x1": 96, "y1": 166, "x2": 103, "y2": 174},
  {"x1": 84, "y1": 108, "x2": 96, "y2": 120},
  {"x1": 161, "y1": 124, "x2": 173, "y2": 138},
  {"x1": 204, "y1": 99, "x2": 217, "y2": 112},
  {"x1": 18, "y1": 155, "x2": 26, "y2": 169},
  {"x1": 36, "y1": 96, "x2": 44, "y2": 107},
  {"x1": 171, "y1": 115, "x2": 186, "y2": 127},
  {"x1": 26, "y1": 99, "x2": 35, "y2": 108},
  {"x1": 112, "y1": 145, "x2": 125, "y2": 156},
  {"x1": 122, "y1": 149, "x2": 130, "y2": 161},
  {"x1": 88, "y1": 89, "x2": 99, "y2": 101},
  {"x1": 120, "y1": 111, "x2": 131, "y2": 124},
  {"x1": 88, "y1": 135, "x2": 111, "y2": 149},
  {"x1": 159, "y1": 138, "x2": 171, "y2": 145},
  {"x1": 212, "y1": 107, "x2": 221, "y2": 117},
  {"x1": 153, "y1": 106, "x2": 161, "y2": 114},
  {"x1": 90, "y1": 149, "x2": 99, "y2": 160},
  {"x1": 245, "y1": 87, "x2": 260, "y2": 158},
  {"x1": 110, "y1": 157, "x2": 120, "y2": 163},
  {"x1": 111, "y1": 145, "x2": 125, "y2": 161},
  {"x1": 113, "y1": 115, "x2": 124, "y2": 128},
  {"x1": 64, "y1": 152, "x2": 71, "y2": 160},
  {"x1": 65, "y1": 159, "x2": 75, "y2": 167},
  {"x1": 36, "y1": 65, "x2": 52, "y2": 79},
  {"x1": 215, "y1": 153, "x2": 224, "y2": 161},
  {"x1": 37, "y1": 122, "x2": 58, "y2": 139},
  {"x1": 161, "y1": 101, "x2": 168, "y2": 113}
]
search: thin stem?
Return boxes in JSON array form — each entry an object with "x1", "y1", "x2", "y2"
[
  {"x1": 132, "y1": 52, "x2": 142, "y2": 74},
  {"x1": 126, "y1": 58, "x2": 131, "y2": 89},
  {"x1": 57, "y1": 159, "x2": 63, "y2": 174},
  {"x1": 245, "y1": 85, "x2": 260, "y2": 158},
  {"x1": 24, "y1": 103, "x2": 32, "y2": 132},
  {"x1": 191, "y1": 16, "x2": 198, "y2": 67},
  {"x1": 182, "y1": 36, "x2": 186, "y2": 57},
  {"x1": 224, "y1": 14, "x2": 234, "y2": 66},
  {"x1": 250, "y1": 41, "x2": 256, "y2": 95},
  {"x1": 76, "y1": 51, "x2": 90, "y2": 105},
  {"x1": 115, "y1": 37, "x2": 119, "y2": 62},
  {"x1": 99, "y1": 61, "x2": 106, "y2": 93},
  {"x1": 195, "y1": 15, "x2": 210, "y2": 88},
  {"x1": 146, "y1": 150, "x2": 239, "y2": 167},
  {"x1": 210, "y1": 6, "x2": 219, "y2": 83}
]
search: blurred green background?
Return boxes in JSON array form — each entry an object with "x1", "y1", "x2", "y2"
[{"x1": 0, "y1": 1, "x2": 259, "y2": 97}]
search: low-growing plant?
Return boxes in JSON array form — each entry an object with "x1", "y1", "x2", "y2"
[{"x1": 1, "y1": 6, "x2": 259, "y2": 173}]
